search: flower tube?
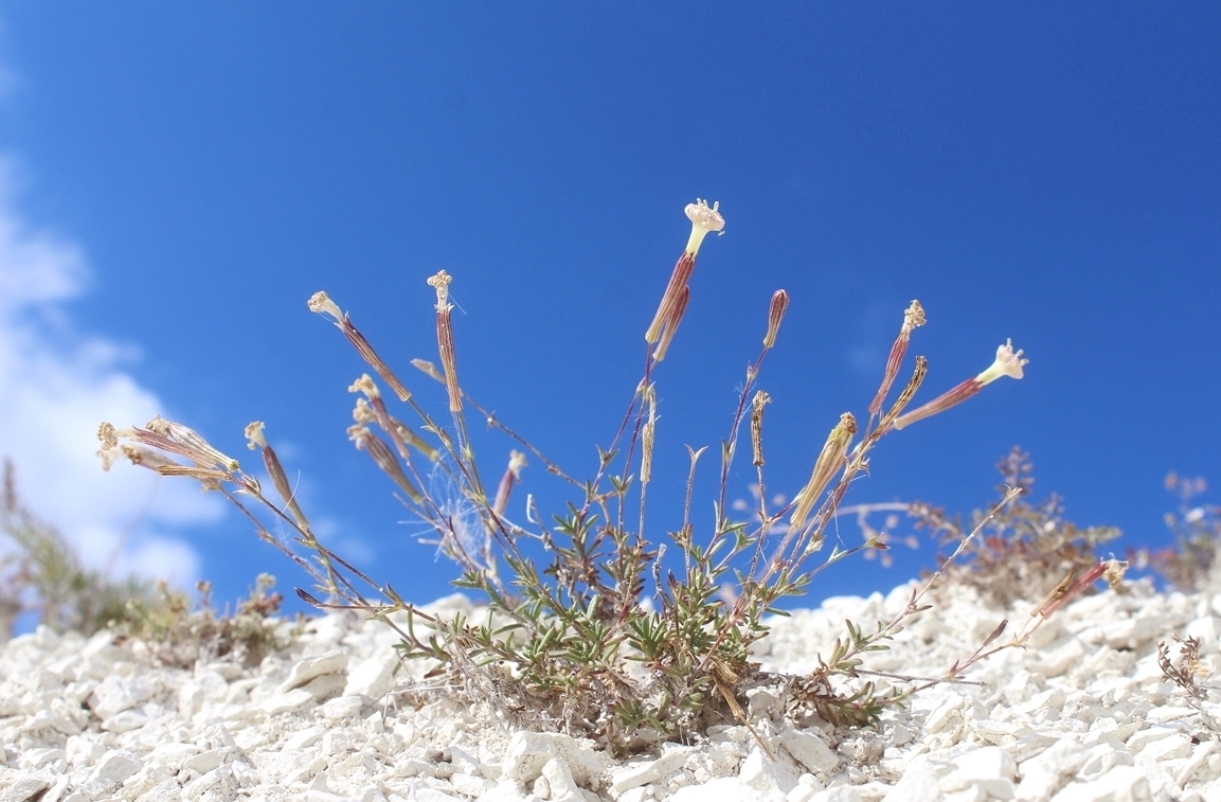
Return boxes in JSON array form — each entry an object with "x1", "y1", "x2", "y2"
[{"x1": 892, "y1": 340, "x2": 1028, "y2": 430}]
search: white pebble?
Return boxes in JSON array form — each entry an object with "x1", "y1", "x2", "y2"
[
  {"x1": 88, "y1": 749, "x2": 142, "y2": 787},
  {"x1": 280, "y1": 650, "x2": 349, "y2": 693}
]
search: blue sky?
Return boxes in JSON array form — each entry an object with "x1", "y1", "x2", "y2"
[{"x1": 0, "y1": 4, "x2": 1217, "y2": 615}]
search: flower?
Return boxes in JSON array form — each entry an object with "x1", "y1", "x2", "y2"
[
  {"x1": 307, "y1": 291, "x2": 343, "y2": 324},
  {"x1": 684, "y1": 199, "x2": 726, "y2": 254},
  {"x1": 645, "y1": 199, "x2": 726, "y2": 354},
  {"x1": 976, "y1": 339, "x2": 1029, "y2": 385},
  {"x1": 892, "y1": 340, "x2": 1029, "y2": 431},
  {"x1": 308, "y1": 290, "x2": 412, "y2": 401},
  {"x1": 244, "y1": 421, "x2": 267, "y2": 450}
]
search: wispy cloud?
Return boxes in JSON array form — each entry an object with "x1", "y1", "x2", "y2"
[
  {"x1": 0, "y1": 157, "x2": 221, "y2": 587},
  {"x1": 845, "y1": 297, "x2": 896, "y2": 378}
]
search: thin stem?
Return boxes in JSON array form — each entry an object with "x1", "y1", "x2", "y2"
[{"x1": 713, "y1": 346, "x2": 770, "y2": 544}]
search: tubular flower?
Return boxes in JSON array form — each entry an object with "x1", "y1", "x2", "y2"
[
  {"x1": 683, "y1": 198, "x2": 726, "y2": 254},
  {"x1": 645, "y1": 199, "x2": 726, "y2": 356},
  {"x1": 245, "y1": 421, "x2": 311, "y2": 530},
  {"x1": 892, "y1": 340, "x2": 1029, "y2": 430},
  {"x1": 308, "y1": 290, "x2": 411, "y2": 401},
  {"x1": 145, "y1": 416, "x2": 239, "y2": 472},
  {"x1": 428, "y1": 270, "x2": 463, "y2": 412},
  {"x1": 349, "y1": 424, "x2": 422, "y2": 503},
  {"x1": 976, "y1": 338, "x2": 1029, "y2": 385}
]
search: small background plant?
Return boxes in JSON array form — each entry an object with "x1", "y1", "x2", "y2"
[
  {"x1": 907, "y1": 447, "x2": 1122, "y2": 609},
  {"x1": 0, "y1": 458, "x2": 152, "y2": 639},
  {"x1": 1137, "y1": 473, "x2": 1221, "y2": 592},
  {"x1": 112, "y1": 573, "x2": 288, "y2": 668},
  {"x1": 0, "y1": 458, "x2": 290, "y2": 663}
]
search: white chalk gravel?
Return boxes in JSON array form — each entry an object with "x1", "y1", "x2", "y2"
[{"x1": 1, "y1": 577, "x2": 1218, "y2": 802}]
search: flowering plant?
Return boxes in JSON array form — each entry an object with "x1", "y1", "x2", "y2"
[{"x1": 99, "y1": 199, "x2": 1034, "y2": 752}]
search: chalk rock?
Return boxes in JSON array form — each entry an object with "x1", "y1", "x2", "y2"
[
  {"x1": 1050, "y1": 763, "x2": 1151, "y2": 802},
  {"x1": 880, "y1": 765, "x2": 941, "y2": 802},
  {"x1": 538, "y1": 757, "x2": 583, "y2": 802},
  {"x1": 88, "y1": 674, "x2": 154, "y2": 719},
  {"x1": 610, "y1": 746, "x2": 692, "y2": 794},
  {"x1": 87, "y1": 749, "x2": 142, "y2": 788},
  {"x1": 669, "y1": 776, "x2": 752, "y2": 802},
  {"x1": 939, "y1": 745, "x2": 1017, "y2": 798},
  {"x1": 475, "y1": 781, "x2": 539, "y2": 801},
  {"x1": 344, "y1": 645, "x2": 400, "y2": 698},
  {"x1": 780, "y1": 728, "x2": 839, "y2": 775},
  {"x1": 280, "y1": 650, "x2": 349, "y2": 692},
  {"x1": 0, "y1": 767, "x2": 51, "y2": 802},
  {"x1": 1016, "y1": 738, "x2": 1088, "y2": 800},
  {"x1": 503, "y1": 732, "x2": 607, "y2": 788},
  {"x1": 738, "y1": 745, "x2": 800, "y2": 797}
]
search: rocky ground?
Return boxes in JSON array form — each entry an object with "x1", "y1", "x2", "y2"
[{"x1": 1, "y1": 577, "x2": 1218, "y2": 802}]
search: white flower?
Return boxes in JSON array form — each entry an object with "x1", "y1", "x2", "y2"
[
  {"x1": 307, "y1": 290, "x2": 344, "y2": 324},
  {"x1": 976, "y1": 339, "x2": 1028, "y2": 385},
  {"x1": 684, "y1": 199, "x2": 725, "y2": 254}
]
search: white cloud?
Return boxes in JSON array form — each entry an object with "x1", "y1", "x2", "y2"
[{"x1": 0, "y1": 156, "x2": 222, "y2": 588}]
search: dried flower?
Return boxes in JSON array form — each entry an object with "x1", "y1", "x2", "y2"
[
  {"x1": 350, "y1": 374, "x2": 437, "y2": 460},
  {"x1": 427, "y1": 270, "x2": 453, "y2": 309},
  {"x1": 348, "y1": 374, "x2": 380, "y2": 399},
  {"x1": 641, "y1": 384, "x2": 658, "y2": 484},
  {"x1": 146, "y1": 416, "x2": 240, "y2": 472},
  {"x1": 492, "y1": 450, "x2": 528, "y2": 516},
  {"x1": 1034, "y1": 561, "x2": 1107, "y2": 619},
  {"x1": 878, "y1": 355, "x2": 928, "y2": 430},
  {"x1": 428, "y1": 270, "x2": 463, "y2": 412},
  {"x1": 1103, "y1": 557, "x2": 1128, "y2": 588},
  {"x1": 246, "y1": 421, "x2": 311, "y2": 530},
  {"x1": 244, "y1": 421, "x2": 268, "y2": 450},
  {"x1": 306, "y1": 290, "x2": 343, "y2": 323},
  {"x1": 349, "y1": 424, "x2": 422, "y2": 503},
  {"x1": 870, "y1": 300, "x2": 926, "y2": 415},
  {"x1": 751, "y1": 390, "x2": 772, "y2": 467},
  {"x1": 97, "y1": 422, "x2": 120, "y2": 451}
]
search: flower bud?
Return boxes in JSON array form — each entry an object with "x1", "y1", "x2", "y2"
[
  {"x1": 763, "y1": 290, "x2": 789, "y2": 349},
  {"x1": 790, "y1": 412, "x2": 857, "y2": 529}
]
